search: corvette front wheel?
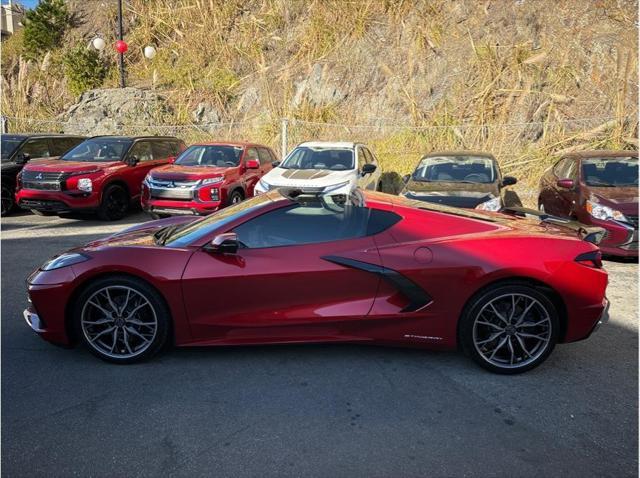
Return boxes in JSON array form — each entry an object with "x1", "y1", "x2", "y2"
[
  {"x1": 74, "y1": 276, "x2": 170, "y2": 364},
  {"x1": 459, "y1": 284, "x2": 559, "y2": 374}
]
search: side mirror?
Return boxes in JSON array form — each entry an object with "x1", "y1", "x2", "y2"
[
  {"x1": 402, "y1": 174, "x2": 411, "y2": 183},
  {"x1": 272, "y1": 161, "x2": 281, "y2": 168},
  {"x1": 245, "y1": 159, "x2": 260, "y2": 169},
  {"x1": 205, "y1": 232, "x2": 239, "y2": 254},
  {"x1": 362, "y1": 163, "x2": 377, "y2": 175},
  {"x1": 557, "y1": 178, "x2": 574, "y2": 189},
  {"x1": 501, "y1": 176, "x2": 517, "y2": 187},
  {"x1": 15, "y1": 153, "x2": 31, "y2": 165},
  {"x1": 127, "y1": 155, "x2": 139, "y2": 166}
]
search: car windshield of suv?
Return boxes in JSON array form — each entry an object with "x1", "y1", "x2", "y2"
[
  {"x1": 413, "y1": 156, "x2": 496, "y2": 183},
  {"x1": 280, "y1": 147, "x2": 354, "y2": 170},
  {"x1": 1, "y1": 135, "x2": 26, "y2": 159},
  {"x1": 164, "y1": 193, "x2": 275, "y2": 247},
  {"x1": 582, "y1": 157, "x2": 638, "y2": 187},
  {"x1": 175, "y1": 145, "x2": 244, "y2": 167},
  {"x1": 60, "y1": 138, "x2": 132, "y2": 162}
]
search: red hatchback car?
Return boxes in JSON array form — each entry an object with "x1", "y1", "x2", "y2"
[
  {"x1": 24, "y1": 190, "x2": 608, "y2": 374},
  {"x1": 538, "y1": 150, "x2": 638, "y2": 257},
  {"x1": 16, "y1": 136, "x2": 186, "y2": 220},
  {"x1": 141, "y1": 142, "x2": 276, "y2": 217}
]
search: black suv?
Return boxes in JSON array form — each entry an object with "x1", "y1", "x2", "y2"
[{"x1": 1, "y1": 134, "x2": 85, "y2": 216}]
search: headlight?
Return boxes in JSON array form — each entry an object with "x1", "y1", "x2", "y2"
[
  {"x1": 586, "y1": 199, "x2": 627, "y2": 222},
  {"x1": 322, "y1": 181, "x2": 351, "y2": 194},
  {"x1": 257, "y1": 178, "x2": 271, "y2": 192},
  {"x1": 201, "y1": 177, "x2": 224, "y2": 185},
  {"x1": 41, "y1": 252, "x2": 89, "y2": 271},
  {"x1": 475, "y1": 196, "x2": 501, "y2": 211},
  {"x1": 77, "y1": 178, "x2": 92, "y2": 192},
  {"x1": 143, "y1": 174, "x2": 152, "y2": 186}
]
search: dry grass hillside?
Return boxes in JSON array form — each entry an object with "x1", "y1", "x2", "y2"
[{"x1": 1, "y1": 0, "x2": 638, "y2": 198}]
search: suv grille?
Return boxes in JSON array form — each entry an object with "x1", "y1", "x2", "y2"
[
  {"x1": 21, "y1": 170, "x2": 69, "y2": 191},
  {"x1": 148, "y1": 178, "x2": 199, "y2": 200}
]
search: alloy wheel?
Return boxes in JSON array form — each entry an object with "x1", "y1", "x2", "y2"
[
  {"x1": 231, "y1": 193, "x2": 242, "y2": 204},
  {"x1": 106, "y1": 189, "x2": 128, "y2": 217},
  {"x1": 80, "y1": 285, "x2": 158, "y2": 359},
  {"x1": 472, "y1": 293, "x2": 552, "y2": 369}
]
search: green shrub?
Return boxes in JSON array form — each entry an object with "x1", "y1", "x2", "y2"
[
  {"x1": 62, "y1": 46, "x2": 107, "y2": 96},
  {"x1": 23, "y1": 0, "x2": 70, "y2": 57}
]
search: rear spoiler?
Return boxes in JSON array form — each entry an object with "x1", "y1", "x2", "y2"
[{"x1": 501, "y1": 207, "x2": 606, "y2": 245}]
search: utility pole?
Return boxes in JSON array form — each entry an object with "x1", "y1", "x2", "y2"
[{"x1": 117, "y1": 0, "x2": 125, "y2": 88}]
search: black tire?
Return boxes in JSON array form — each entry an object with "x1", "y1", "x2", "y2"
[
  {"x1": 459, "y1": 283, "x2": 559, "y2": 374},
  {"x1": 30, "y1": 209, "x2": 56, "y2": 216},
  {"x1": 227, "y1": 189, "x2": 244, "y2": 206},
  {"x1": 376, "y1": 181, "x2": 383, "y2": 192},
  {"x1": 98, "y1": 184, "x2": 129, "y2": 221},
  {"x1": 73, "y1": 275, "x2": 171, "y2": 364},
  {"x1": 1, "y1": 183, "x2": 15, "y2": 216}
]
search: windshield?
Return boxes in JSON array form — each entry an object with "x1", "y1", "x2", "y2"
[
  {"x1": 175, "y1": 145, "x2": 244, "y2": 167},
  {"x1": 1, "y1": 135, "x2": 26, "y2": 159},
  {"x1": 413, "y1": 156, "x2": 497, "y2": 183},
  {"x1": 582, "y1": 157, "x2": 638, "y2": 187},
  {"x1": 61, "y1": 138, "x2": 132, "y2": 162},
  {"x1": 165, "y1": 193, "x2": 275, "y2": 247},
  {"x1": 280, "y1": 147, "x2": 354, "y2": 170}
]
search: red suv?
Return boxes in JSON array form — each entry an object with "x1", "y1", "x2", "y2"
[
  {"x1": 16, "y1": 136, "x2": 185, "y2": 220},
  {"x1": 141, "y1": 142, "x2": 276, "y2": 217}
]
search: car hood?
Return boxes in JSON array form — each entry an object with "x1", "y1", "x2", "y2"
[
  {"x1": 403, "y1": 180, "x2": 499, "y2": 208},
  {"x1": 23, "y1": 158, "x2": 124, "y2": 174},
  {"x1": 589, "y1": 187, "x2": 639, "y2": 214},
  {"x1": 149, "y1": 164, "x2": 230, "y2": 181},
  {"x1": 262, "y1": 167, "x2": 354, "y2": 188},
  {"x1": 82, "y1": 216, "x2": 198, "y2": 250}
]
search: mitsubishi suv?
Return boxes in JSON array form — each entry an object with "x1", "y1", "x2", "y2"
[
  {"x1": 15, "y1": 136, "x2": 186, "y2": 220},
  {"x1": 254, "y1": 141, "x2": 382, "y2": 197},
  {"x1": 141, "y1": 141, "x2": 276, "y2": 217}
]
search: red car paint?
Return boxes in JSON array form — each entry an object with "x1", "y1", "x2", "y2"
[
  {"x1": 140, "y1": 142, "x2": 276, "y2": 216},
  {"x1": 538, "y1": 150, "x2": 638, "y2": 257},
  {"x1": 25, "y1": 191, "x2": 607, "y2": 358},
  {"x1": 15, "y1": 136, "x2": 185, "y2": 217}
]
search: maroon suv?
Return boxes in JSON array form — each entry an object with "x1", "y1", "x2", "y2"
[
  {"x1": 16, "y1": 136, "x2": 186, "y2": 220},
  {"x1": 538, "y1": 150, "x2": 638, "y2": 257}
]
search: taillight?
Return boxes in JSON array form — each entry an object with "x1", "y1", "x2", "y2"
[{"x1": 575, "y1": 250, "x2": 602, "y2": 269}]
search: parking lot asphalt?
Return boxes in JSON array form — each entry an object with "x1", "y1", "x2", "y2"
[{"x1": 1, "y1": 210, "x2": 638, "y2": 478}]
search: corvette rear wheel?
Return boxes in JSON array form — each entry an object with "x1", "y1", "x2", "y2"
[
  {"x1": 460, "y1": 284, "x2": 559, "y2": 374},
  {"x1": 75, "y1": 276, "x2": 170, "y2": 364}
]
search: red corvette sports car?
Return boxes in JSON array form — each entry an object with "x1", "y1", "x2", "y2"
[{"x1": 24, "y1": 190, "x2": 608, "y2": 373}]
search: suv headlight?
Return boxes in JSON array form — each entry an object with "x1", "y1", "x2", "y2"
[
  {"x1": 322, "y1": 181, "x2": 351, "y2": 194},
  {"x1": 77, "y1": 178, "x2": 92, "y2": 192},
  {"x1": 258, "y1": 178, "x2": 271, "y2": 192},
  {"x1": 143, "y1": 174, "x2": 152, "y2": 186},
  {"x1": 586, "y1": 199, "x2": 627, "y2": 222},
  {"x1": 41, "y1": 252, "x2": 89, "y2": 271},
  {"x1": 475, "y1": 196, "x2": 501, "y2": 211},
  {"x1": 201, "y1": 177, "x2": 224, "y2": 185}
]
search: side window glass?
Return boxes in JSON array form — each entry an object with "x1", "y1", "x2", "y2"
[
  {"x1": 246, "y1": 148, "x2": 260, "y2": 163},
  {"x1": 270, "y1": 150, "x2": 279, "y2": 163},
  {"x1": 128, "y1": 142, "x2": 154, "y2": 162},
  {"x1": 151, "y1": 141, "x2": 174, "y2": 160},
  {"x1": 552, "y1": 158, "x2": 567, "y2": 177},
  {"x1": 21, "y1": 139, "x2": 50, "y2": 158},
  {"x1": 565, "y1": 160, "x2": 577, "y2": 180},
  {"x1": 363, "y1": 148, "x2": 374, "y2": 164},
  {"x1": 257, "y1": 148, "x2": 272, "y2": 165},
  {"x1": 50, "y1": 138, "x2": 80, "y2": 156},
  {"x1": 233, "y1": 205, "x2": 401, "y2": 249}
]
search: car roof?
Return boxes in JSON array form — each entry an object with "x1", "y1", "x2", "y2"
[
  {"x1": 564, "y1": 150, "x2": 638, "y2": 159},
  {"x1": 1, "y1": 133, "x2": 85, "y2": 139},
  {"x1": 191, "y1": 141, "x2": 271, "y2": 148},
  {"x1": 87, "y1": 135, "x2": 181, "y2": 141},
  {"x1": 421, "y1": 150, "x2": 496, "y2": 160},
  {"x1": 297, "y1": 141, "x2": 358, "y2": 149}
]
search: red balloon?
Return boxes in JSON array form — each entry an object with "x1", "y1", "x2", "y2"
[{"x1": 115, "y1": 40, "x2": 128, "y2": 54}]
